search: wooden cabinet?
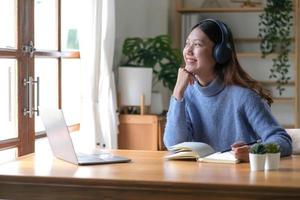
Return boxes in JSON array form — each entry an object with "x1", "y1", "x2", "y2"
[{"x1": 118, "y1": 114, "x2": 166, "y2": 151}]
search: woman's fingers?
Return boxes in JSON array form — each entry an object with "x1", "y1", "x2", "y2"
[
  {"x1": 232, "y1": 145, "x2": 250, "y2": 162},
  {"x1": 172, "y1": 67, "x2": 192, "y2": 100},
  {"x1": 181, "y1": 67, "x2": 196, "y2": 85},
  {"x1": 231, "y1": 141, "x2": 246, "y2": 148},
  {"x1": 177, "y1": 67, "x2": 194, "y2": 85}
]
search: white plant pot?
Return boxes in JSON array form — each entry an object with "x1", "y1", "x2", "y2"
[
  {"x1": 150, "y1": 91, "x2": 163, "y2": 115},
  {"x1": 265, "y1": 152, "x2": 281, "y2": 170},
  {"x1": 118, "y1": 66, "x2": 153, "y2": 106},
  {"x1": 249, "y1": 153, "x2": 266, "y2": 171}
]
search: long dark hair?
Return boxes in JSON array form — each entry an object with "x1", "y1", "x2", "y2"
[{"x1": 191, "y1": 20, "x2": 273, "y2": 105}]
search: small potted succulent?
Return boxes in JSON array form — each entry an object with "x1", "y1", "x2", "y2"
[
  {"x1": 265, "y1": 143, "x2": 281, "y2": 170},
  {"x1": 249, "y1": 143, "x2": 267, "y2": 171}
]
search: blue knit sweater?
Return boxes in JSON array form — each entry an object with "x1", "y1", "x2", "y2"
[{"x1": 163, "y1": 78, "x2": 292, "y2": 156}]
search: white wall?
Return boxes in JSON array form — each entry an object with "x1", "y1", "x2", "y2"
[{"x1": 114, "y1": 0, "x2": 171, "y2": 110}]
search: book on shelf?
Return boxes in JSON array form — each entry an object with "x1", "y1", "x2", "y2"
[{"x1": 165, "y1": 142, "x2": 240, "y2": 164}]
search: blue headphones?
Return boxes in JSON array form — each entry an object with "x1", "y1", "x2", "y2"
[{"x1": 201, "y1": 19, "x2": 232, "y2": 64}]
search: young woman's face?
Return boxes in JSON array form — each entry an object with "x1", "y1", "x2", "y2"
[{"x1": 183, "y1": 27, "x2": 216, "y2": 75}]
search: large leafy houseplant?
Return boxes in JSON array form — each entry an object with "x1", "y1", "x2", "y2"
[
  {"x1": 258, "y1": 0, "x2": 293, "y2": 95},
  {"x1": 121, "y1": 35, "x2": 183, "y2": 91}
]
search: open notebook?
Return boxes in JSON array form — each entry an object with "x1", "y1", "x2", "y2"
[{"x1": 165, "y1": 142, "x2": 239, "y2": 164}]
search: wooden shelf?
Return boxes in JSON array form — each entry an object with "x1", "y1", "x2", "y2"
[
  {"x1": 234, "y1": 38, "x2": 261, "y2": 43},
  {"x1": 259, "y1": 81, "x2": 295, "y2": 86},
  {"x1": 177, "y1": 7, "x2": 263, "y2": 13},
  {"x1": 283, "y1": 124, "x2": 295, "y2": 129},
  {"x1": 236, "y1": 52, "x2": 266, "y2": 58},
  {"x1": 237, "y1": 52, "x2": 295, "y2": 58},
  {"x1": 273, "y1": 97, "x2": 294, "y2": 104},
  {"x1": 234, "y1": 37, "x2": 295, "y2": 43}
]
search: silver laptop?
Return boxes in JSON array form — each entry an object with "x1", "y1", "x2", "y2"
[{"x1": 40, "y1": 108, "x2": 131, "y2": 165}]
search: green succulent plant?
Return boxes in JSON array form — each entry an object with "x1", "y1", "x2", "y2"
[
  {"x1": 121, "y1": 35, "x2": 183, "y2": 91},
  {"x1": 250, "y1": 143, "x2": 267, "y2": 154},
  {"x1": 265, "y1": 143, "x2": 280, "y2": 153}
]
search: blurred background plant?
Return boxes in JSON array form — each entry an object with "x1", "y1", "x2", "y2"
[
  {"x1": 258, "y1": 0, "x2": 293, "y2": 95},
  {"x1": 121, "y1": 35, "x2": 183, "y2": 91}
]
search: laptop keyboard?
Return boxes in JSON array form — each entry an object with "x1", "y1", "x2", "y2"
[
  {"x1": 76, "y1": 152, "x2": 112, "y2": 160},
  {"x1": 75, "y1": 152, "x2": 131, "y2": 165}
]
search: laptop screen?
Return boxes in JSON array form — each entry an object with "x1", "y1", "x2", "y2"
[{"x1": 40, "y1": 107, "x2": 79, "y2": 164}]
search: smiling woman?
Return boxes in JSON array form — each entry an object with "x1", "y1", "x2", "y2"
[
  {"x1": 164, "y1": 19, "x2": 292, "y2": 163},
  {"x1": 182, "y1": 27, "x2": 216, "y2": 87}
]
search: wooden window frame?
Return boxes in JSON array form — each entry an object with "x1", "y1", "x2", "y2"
[{"x1": 0, "y1": 0, "x2": 81, "y2": 154}]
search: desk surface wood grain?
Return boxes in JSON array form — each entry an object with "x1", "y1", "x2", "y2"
[{"x1": 0, "y1": 149, "x2": 300, "y2": 199}]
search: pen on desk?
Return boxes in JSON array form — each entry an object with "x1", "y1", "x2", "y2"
[{"x1": 220, "y1": 139, "x2": 262, "y2": 153}]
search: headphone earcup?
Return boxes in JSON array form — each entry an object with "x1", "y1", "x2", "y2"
[{"x1": 213, "y1": 42, "x2": 232, "y2": 64}]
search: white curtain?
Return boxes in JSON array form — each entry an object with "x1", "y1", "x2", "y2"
[
  {"x1": 78, "y1": 0, "x2": 118, "y2": 150},
  {"x1": 98, "y1": 0, "x2": 118, "y2": 149}
]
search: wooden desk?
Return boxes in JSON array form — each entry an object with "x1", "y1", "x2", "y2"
[{"x1": 0, "y1": 150, "x2": 300, "y2": 199}]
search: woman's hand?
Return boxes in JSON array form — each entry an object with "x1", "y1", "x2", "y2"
[
  {"x1": 172, "y1": 67, "x2": 195, "y2": 100},
  {"x1": 231, "y1": 141, "x2": 250, "y2": 162}
]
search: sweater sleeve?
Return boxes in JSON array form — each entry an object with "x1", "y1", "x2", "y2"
[
  {"x1": 243, "y1": 92, "x2": 292, "y2": 156},
  {"x1": 163, "y1": 96, "x2": 193, "y2": 149}
]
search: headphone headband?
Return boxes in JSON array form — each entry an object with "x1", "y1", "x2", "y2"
[
  {"x1": 199, "y1": 19, "x2": 232, "y2": 64},
  {"x1": 202, "y1": 19, "x2": 226, "y2": 45}
]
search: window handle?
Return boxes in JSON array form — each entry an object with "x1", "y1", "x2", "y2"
[{"x1": 23, "y1": 76, "x2": 40, "y2": 118}]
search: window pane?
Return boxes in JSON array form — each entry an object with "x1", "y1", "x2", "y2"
[
  {"x1": 0, "y1": 59, "x2": 17, "y2": 140},
  {"x1": 35, "y1": 58, "x2": 58, "y2": 132},
  {"x1": 0, "y1": 0, "x2": 17, "y2": 48},
  {"x1": 61, "y1": 0, "x2": 80, "y2": 51},
  {"x1": 62, "y1": 59, "x2": 81, "y2": 125},
  {"x1": 35, "y1": 0, "x2": 58, "y2": 50},
  {"x1": 0, "y1": 148, "x2": 17, "y2": 164}
]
